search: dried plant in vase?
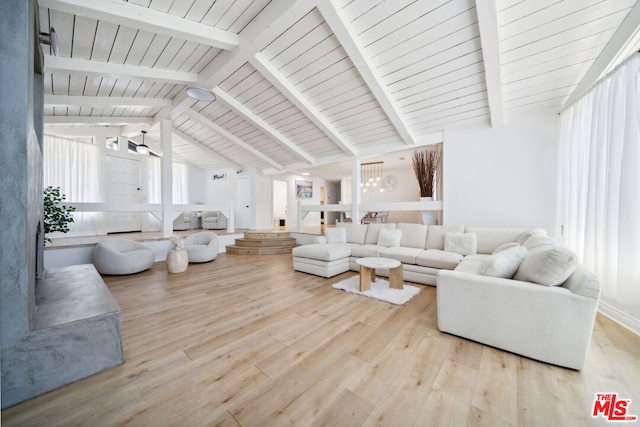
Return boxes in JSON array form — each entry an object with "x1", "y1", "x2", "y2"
[
  {"x1": 412, "y1": 147, "x2": 442, "y2": 198},
  {"x1": 170, "y1": 235, "x2": 185, "y2": 251}
]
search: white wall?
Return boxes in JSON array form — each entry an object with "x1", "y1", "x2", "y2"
[
  {"x1": 443, "y1": 110, "x2": 558, "y2": 235},
  {"x1": 204, "y1": 168, "x2": 236, "y2": 205},
  {"x1": 360, "y1": 166, "x2": 422, "y2": 224},
  {"x1": 188, "y1": 165, "x2": 206, "y2": 204}
]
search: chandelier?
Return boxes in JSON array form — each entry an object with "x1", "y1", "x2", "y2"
[{"x1": 360, "y1": 161, "x2": 383, "y2": 193}]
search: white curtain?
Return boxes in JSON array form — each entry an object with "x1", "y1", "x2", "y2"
[
  {"x1": 43, "y1": 134, "x2": 102, "y2": 233},
  {"x1": 173, "y1": 162, "x2": 189, "y2": 204},
  {"x1": 148, "y1": 157, "x2": 162, "y2": 204},
  {"x1": 558, "y1": 53, "x2": 640, "y2": 306},
  {"x1": 148, "y1": 157, "x2": 189, "y2": 204}
]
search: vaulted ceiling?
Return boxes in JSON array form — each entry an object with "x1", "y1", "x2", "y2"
[{"x1": 40, "y1": 0, "x2": 640, "y2": 176}]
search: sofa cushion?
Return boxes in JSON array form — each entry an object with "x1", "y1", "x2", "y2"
[
  {"x1": 415, "y1": 249, "x2": 463, "y2": 270},
  {"x1": 454, "y1": 254, "x2": 491, "y2": 274},
  {"x1": 425, "y1": 225, "x2": 465, "y2": 249},
  {"x1": 561, "y1": 265, "x2": 600, "y2": 299},
  {"x1": 445, "y1": 232, "x2": 477, "y2": 256},
  {"x1": 513, "y1": 245, "x2": 579, "y2": 286},
  {"x1": 292, "y1": 243, "x2": 354, "y2": 261},
  {"x1": 380, "y1": 247, "x2": 423, "y2": 264},
  {"x1": 377, "y1": 228, "x2": 402, "y2": 247},
  {"x1": 465, "y1": 227, "x2": 531, "y2": 254},
  {"x1": 397, "y1": 223, "x2": 429, "y2": 249},
  {"x1": 351, "y1": 244, "x2": 384, "y2": 258},
  {"x1": 478, "y1": 245, "x2": 528, "y2": 279},
  {"x1": 337, "y1": 223, "x2": 368, "y2": 244},
  {"x1": 325, "y1": 227, "x2": 347, "y2": 243},
  {"x1": 364, "y1": 223, "x2": 397, "y2": 244}
]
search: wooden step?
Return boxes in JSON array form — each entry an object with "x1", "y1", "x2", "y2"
[
  {"x1": 226, "y1": 230, "x2": 298, "y2": 255},
  {"x1": 233, "y1": 237, "x2": 297, "y2": 248},
  {"x1": 242, "y1": 230, "x2": 291, "y2": 240},
  {"x1": 226, "y1": 245, "x2": 298, "y2": 255}
]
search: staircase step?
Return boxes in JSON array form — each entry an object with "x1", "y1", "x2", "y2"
[
  {"x1": 234, "y1": 237, "x2": 297, "y2": 248},
  {"x1": 226, "y1": 245, "x2": 297, "y2": 255},
  {"x1": 243, "y1": 231, "x2": 291, "y2": 240}
]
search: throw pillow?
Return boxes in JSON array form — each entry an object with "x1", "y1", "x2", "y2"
[
  {"x1": 492, "y1": 242, "x2": 520, "y2": 254},
  {"x1": 377, "y1": 228, "x2": 402, "y2": 247},
  {"x1": 325, "y1": 227, "x2": 347, "y2": 244},
  {"x1": 513, "y1": 245, "x2": 579, "y2": 286},
  {"x1": 444, "y1": 232, "x2": 477, "y2": 256},
  {"x1": 522, "y1": 234, "x2": 557, "y2": 250},
  {"x1": 479, "y1": 245, "x2": 528, "y2": 279},
  {"x1": 516, "y1": 228, "x2": 548, "y2": 245}
]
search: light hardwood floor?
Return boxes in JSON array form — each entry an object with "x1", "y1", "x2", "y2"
[{"x1": 3, "y1": 253, "x2": 640, "y2": 426}]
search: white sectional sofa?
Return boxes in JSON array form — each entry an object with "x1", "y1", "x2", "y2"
[
  {"x1": 292, "y1": 223, "x2": 542, "y2": 285},
  {"x1": 292, "y1": 223, "x2": 601, "y2": 370}
]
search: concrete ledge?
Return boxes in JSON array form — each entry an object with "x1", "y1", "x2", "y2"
[
  {"x1": 1, "y1": 264, "x2": 124, "y2": 408},
  {"x1": 44, "y1": 233, "x2": 242, "y2": 269}
]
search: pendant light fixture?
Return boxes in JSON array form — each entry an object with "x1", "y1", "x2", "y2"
[
  {"x1": 39, "y1": 27, "x2": 59, "y2": 56},
  {"x1": 137, "y1": 130, "x2": 150, "y2": 154}
]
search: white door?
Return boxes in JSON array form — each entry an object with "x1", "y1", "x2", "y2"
[
  {"x1": 107, "y1": 156, "x2": 142, "y2": 233},
  {"x1": 236, "y1": 176, "x2": 251, "y2": 229},
  {"x1": 273, "y1": 179, "x2": 287, "y2": 227}
]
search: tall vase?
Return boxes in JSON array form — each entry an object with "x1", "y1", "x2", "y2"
[
  {"x1": 419, "y1": 196, "x2": 436, "y2": 225},
  {"x1": 166, "y1": 249, "x2": 189, "y2": 273}
]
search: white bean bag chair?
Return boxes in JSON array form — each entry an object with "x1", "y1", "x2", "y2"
[
  {"x1": 184, "y1": 232, "x2": 219, "y2": 263},
  {"x1": 93, "y1": 238, "x2": 155, "y2": 275}
]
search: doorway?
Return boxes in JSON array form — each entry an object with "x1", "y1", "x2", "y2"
[
  {"x1": 273, "y1": 179, "x2": 287, "y2": 229},
  {"x1": 236, "y1": 175, "x2": 251, "y2": 229},
  {"x1": 106, "y1": 155, "x2": 142, "y2": 233}
]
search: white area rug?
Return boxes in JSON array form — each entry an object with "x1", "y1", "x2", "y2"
[{"x1": 332, "y1": 276, "x2": 420, "y2": 305}]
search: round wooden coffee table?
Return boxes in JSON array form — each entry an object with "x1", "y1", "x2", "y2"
[{"x1": 355, "y1": 257, "x2": 403, "y2": 291}]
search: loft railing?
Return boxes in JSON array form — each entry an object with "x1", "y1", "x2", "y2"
[
  {"x1": 296, "y1": 200, "x2": 443, "y2": 232},
  {"x1": 64, "y1": 202, "x2": 235, "y2": 235}
]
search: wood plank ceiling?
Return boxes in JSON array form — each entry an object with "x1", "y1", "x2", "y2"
[{"x1": 39, "y1": 0, "x2": 640, "y2": 174}]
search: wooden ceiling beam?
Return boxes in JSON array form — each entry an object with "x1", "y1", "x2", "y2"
[
  {"x1": 44, "y1": 116, "x2": 153, "y2": 125},
  {"x1": 45, "y1": 95, "x2": 172, "y2": 108},
  {"x1": 475, "y1": 0, "x2": 505, "y2": 127},
  {"x1": 166, "y1": 0, "x2": 314, "y2": 119},
  {"x1": 250, "y1": 53, "x2": 358, "y2": 158},
  {"x1": 212, "y1": 87, "x2": 315, "y2": 165},
  {"x1": 40, "y1": 0, "x2": 239, "y2": 50},
  {"x1": 564, "y1": 1, "x2": 640, "y2": 108},
  {"x1": 317, "y1": 0, "x2": 416, "y2": 146},
  {"x1": 45, "y1": 55, "x2": 198, "y2": 85},
  {"x1": 182, "y1": 109, "x2": 283, "y2": 170},
  {"x1": 172, "y1": 128, "x2": 241, "y2": 170}
]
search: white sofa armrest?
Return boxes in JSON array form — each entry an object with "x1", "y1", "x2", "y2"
[{"x1": 437, "y1": 270, "x2": 599, "y2": 370}]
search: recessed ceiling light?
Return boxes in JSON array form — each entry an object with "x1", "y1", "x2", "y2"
[
  {"x1": 186, "y1": 87, "x2": 216, "y2": 102},
  {"x1": 301, "y1": 172, "x2": 310, "y2": 176}
]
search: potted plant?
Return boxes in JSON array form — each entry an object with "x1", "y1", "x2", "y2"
[
  {"x1": 412, "y1": 147, "x2": 441, "y2": 224},
  {"x1": 43, "y1": 186, "x2": 76, "y2": 245}
]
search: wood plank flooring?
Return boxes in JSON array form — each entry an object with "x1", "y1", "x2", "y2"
[{"x1": 3, "y1": 253, "x2": 640, "y2": 426}]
